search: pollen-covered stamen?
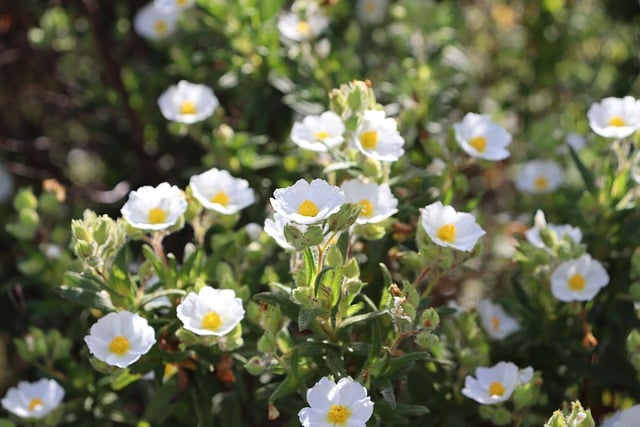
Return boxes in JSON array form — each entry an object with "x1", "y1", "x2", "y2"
[
  {"x1": 210, "y1": 191, "x2": 230, "y2": 206},
  {"x1": 358, "y1": 199, "x2": 374, "y2": 217},
  {"x1": 296, "y1": 20, "x2": 310, "y2": 35},
  {"x1": 436, "y1": 224, "x2": 456, "y2": 243},
  {"x1": 491, "y1": 315, "x2": 501, "y2": 331},
  {"x1": 109, "y1": 336, "x2": 131, "y2": 356},
  {"x1": 202, "y1": 311, "x2": 222, "y2": 331},
  {"x1": 154, "y1": 20, "x2": 168, "y2": 34},
  {"x1": 176, "y1": 0, "x2": 188, "y2": 6},
  {"x1": 314, "y1": 131, "x2": 330, "y2": 141},
  {"x1": 298, "y1": 199, "x2": 319, "y2": 217},
  {"x1": 534, "y1": 176, "x2": 548, "y2": 190},
  {"x1": 327, "y1": 404, "x2": 351, "y2": 424},
  {"x1": 28, "y1": 397, "x2": 44, "y2": 412},
  {"x1": 179, "y1": 100, "x2": 198, "y2": 115},
  {"x1": 608, "y1": 116, "x2": 625, "y2": 127},
  {"x1": 488, "y1": 381, "x2": 506, "y2": 397},
  {"x1": 568, "y1": 273, "x2": 586, "y2": 291},
  {"x1": 360, "y1": 130, "x2": 379, "y2": 150},
  {"x1": 469, "y1": 136, "x2": 487, "y2": 153},
  {"x1": 148, "y1": 207, "x2": 168, "y2": 224}
]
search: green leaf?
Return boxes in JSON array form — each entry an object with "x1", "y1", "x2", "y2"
[
  {"x1": 111, "y1": 368, "x2": 143, "y2": 390},
  {"x1": 53, "y1": 285, "x2": 115, "y2": 312},
  {"x1": 298, "y1": 306, "x2": 329, "y2": 331},
  {"x1": 568, "y1": 145, "x2": 596, "y2": 193},
  {"x1": 378, "y1": 378, "x2": 397, "y2": 409},
  {"x1": 138, "y1": 289, "x2": 186, "y2": 308},
  {"x1": 254, "y1": 291, "x2": 300, "y2": 321},
  {"x1": 383, "y1": 352, "x2": 430, "y2": 378},
  {"x1": 269, "y1": 371, "x2": 299, "y2": 403},
  {"x1": 339, "y1": 310, "x2": 387, "y2": 330}
]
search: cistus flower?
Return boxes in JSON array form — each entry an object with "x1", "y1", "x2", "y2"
[
  {"x1": 84, "y1": 311, "x2": 156, "y2": 368},
  {"x1": 1, "y1": 379, "x2": 65, "y2": 419},
  {"x1": 133, "y1": 3, "x2": 180, "y2": 40},
  {"x1": 453, "y1": 113, "x2": 511, "y2": 161},
  {"x1": 353, "y1": 109, "x2": 405, "y2": 162},
  {"x1": 298, "y1": 377, "x2": 374, "y2": 427},
  {"x1": 356, "y1": 0, "x2": 389, "y2": 25},
  {"x1": 587, "y1": 96, "x2": 640, "y2": 139},
  {"x1": 462, "y1": 361, "x2": 520, "y2": 405},
  {"x1": 176, "y1": 286, "x2": 245, "y2": 336},
  {"x1": 477, "y1": 299, "x2": 520, "y2": 340},
  {"x1": 189, "y1": 168, "x2": 255, "y2": 215},
  {"x1": 154, "y1": 0, "x2": 194, "y2": 13},
  {"x1": 291, "y1": 111, "x2": 345, "y2": 152},
  {"x1": 270, "y1": 179, "x2": 345, "y2": 225},
  {"x1": 524, "y1": 209, "x2": 582, "y2": 250},
  {"x1": 550, "y1": 254, "x2": 609, "y2": 302},
  {"x1": 420, "y1": 201, "x2": 486, "y2": 252},
  {"x1": 340, "y1": 179, "x2": 398, "y2": 224},
  {"x1": 120, "y1": 182, "x2": 187, "y2": 231},
  {"x1": 601, "y1": 404, "x2": 640, "y2": 427},
  {"x1": 157, "y1": 81, "x2": 219, "y2": 124},
  {"x1": 264, "y1": 212, "x2": 307, "y2": 251},
  {"x1": 277, "y1": 4, "x2": 329, "y2": 43},
  {"x1": 514, "y1": 160, "x2": 564, "y2": 194}
]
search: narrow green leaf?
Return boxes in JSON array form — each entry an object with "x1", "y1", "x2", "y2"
[
  {"x1": 254, "y1": 291, "x2": 300, "y2": 321},
  {"x1": 568, "y1": 145, "x2": 596, "y2": 193},
  {"x1": 378, "y1": 378, "x2": 397, "y2": 409},
  {"x1": 53, "y1": 285, "x2": 115, "y2": 312},
  {"x1": 339, "y1": 310, "x2": 387, "y2": 330},
  {"x1": 111, "y1": 369, "x2": 142, "y2": 390}
]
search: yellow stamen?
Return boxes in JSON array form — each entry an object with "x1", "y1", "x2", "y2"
[
  {"x1": 314, "y1": 131, "x2": 330, "y2": 141},
  {"x1": 296, "y1": 21, "x2": 310, "y2": 35},
  {"x1": 469, "y1": 136, "x2": 487, "y2": 153},
  {"x1": 176, "y1": 0, "x2": 188, "y2": 5},
  {"x1": 163, "y1": 363, "x2": 179, "y2": 382},
  {"x1": 488, "y1": 381, "x2": 506, "y2": 397},
  {"x1": 210, "y1": 191, "x2": 230, "y2": 206},
  {"x1": 154, "y1": 20, "x2": 168, "y2": 34},
  {"x1": 148, "y1": 207, "x2": 168, "y2": 224},
  {"x1": 28, "y1": 398, "x2": 44, "y2": 412},
  {"x1": 534, "y1": 176, "x2": 548, "y2": 190},
  {"x1": 298, "y1": 199, "x2": 319, "y2": 217},
  {"x1": 568, "y1": 274, "x2": 586, "y2": 291},
  {"x1": 359, "y1": 130, "x2": 378, "y2": 150},
  {"x1": 436, "y1": 224, "x2": 456, "y2": 243},
  {"x1": 609, "y1": 116, "x2": 625, "y2": 127},
  {"x1": 358, "y1": 199, "x2": 374, "y2": 217},
  {"x1": 109, "y1": 336, "x2": 131, "y2": 356},
  {"x1": 491, "y1": 315, "x2": 501, "y2": 331},
  {"x1": 327, "y1": 404, "x2": 351, "y2": 424},
  {"x1": 179, "y1": 100, "x2": 198, "y2": 115},
  {"x1": 202, "y1": 311, "x2": 222, "y2": 331}
]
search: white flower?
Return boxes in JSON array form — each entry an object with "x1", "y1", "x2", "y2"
[
  {"x1": 524, "y1": 209, "x2": 582, "y2": 250},
  {"x1": 550, "y1": 254, "x2": 609, "y2": 302},
  {"x1": 298, "y1": 377, "x2": 374, "y2": 427},
  {"x1": 121, "y1": 182, "x2": 187, "y2": 231},
  {"x1": 340, "y1": 179, "x2": 398, "y2": 224},
  {"x1": 189, "y1": 168, "x2": 255, "y2": 215},
  {"x1": 477, "y1": 299, "x2": 520, "y2": 340},
  {"x1": 462, "y1": 361, "x2": 520, "y2": 405},
  {"x1": 271, "y1": 179, "x2": 345, "y2": 225},
  {"x1": 157, "y1": 81, "x2": 219, "y2": 124},
  {"x1": 353, "y1": 109, "x2": 405, "y2": 162},
  {"x1": 277, "y1": 6, "x2": 329, "y2": 43},
  {"x1": 133, "y1": 3, "x2": 180, "y2": 40},
  {"x1": 587, "y1": 96, "x2": 640, "y2": 139},
  {"x1": 356, "y1": 0, "x2": 389, "y2": 25},
  {"x1": 601, "y1": 404, "x2": 640, "y2": 427},
  {"x1": 0, "y1": 163, "x2": 14, "y2": 202},
  {"x1": 1, "y1": 379, "x2": 64, "y2": 419},
  {"x1": 514, "y1": 160, "x2": 564, "y2": 194},
  {"x1": 264, "y1": 212, "x2": 307, "y2": 251},
  {"x1": 420, "y1": 201, "x2": 486, "y2": 252},
  {"x1": 291, "y1": 111, "x2": 345, "y2": 152},
  {"x1": 517, "y1": 367, "x2": 534, "y2": 385},
  {"x1": 453, "y1": 113, "x2": 511, "y2": 161},
  {"x1": 176, "y1": 286, "x2": 245, "y2": 336},
  {"x1": 154, "y1": 0, "x2": 194, "y2": 13},
  {"x1": 84, "y1": 311, "x2": 156, "y2": 368}
]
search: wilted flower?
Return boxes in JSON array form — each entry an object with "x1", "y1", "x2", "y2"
[
  {"x1": 453, "y1": 113, "x2": 511, "y2": 161},
  {"x1": 601, "y1": 404, "x2": 640, "y2": 427},
  {"x1": 462, "y1": 361, "x2": 521, "y2": 405},
  {"x1": 133, "y1": 3, "x2": 180, "y2": 40},
  {"x1": 277, "y1": 4, "x2": 329, "y2": 43},
  {"x1": 420, "y1": 201, "x2": 486, "y2": 252},
  {"x1": 514, "y1": 160, "x2": 564, "y2": 194},
  {"x1": 298, "y1": 377, "x2": 374, "y2": 427},
  {"x1": 291, "y1": 111, "x2": 345, "y2": 152},
  {"x1": 356, "y1": 0, "x2": 389, "y2": 25},
  {"x1": 550, "y1": 254, "x2": 609, "y2": 302},
  {"x1": 157, "y1": 81, "x2": 219, "y2": 124},
  {"x1": 340, "y1": 179, "x2": 398, "y2": 224},
  {"x1": 477, "y1": 299, "x2": 520, "y2": 340},
  {"x1": 189, "y1": 168, "x2": 255, "y2": 215},
  {"x1": 121, "y1": 182, "x2": 187, "y2": 231},
  {"x1": 84, "y1": 311, "x2": 156, "y2": 368},
  {"x1": 264, "y1": 212, "x2": 307, "y2": 251},
  {"x1": 1, "y1": 379, "x2": 65, "y2": 419},
  {"x1": 353, "y1": 109, "x2": 405, "y2": 162},
  {"x1": 524, "y1": 209, "x2": 582, "y2": 250},
  {"x1": 271, "y1": 179, "x2": 345, "y2": 225},
  {"x1": 176, "y1": 286, "x2": 245, "y2": 336},
  {"x1": 154, "y1": 0, "x2": 195, "y2": 13},
  {"x1": 587, "y1": 96, "x2": 640, "y2": 139}
]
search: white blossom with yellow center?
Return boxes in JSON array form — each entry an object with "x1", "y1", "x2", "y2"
[
  {"x1": 340, "y1": 179, "x2": 398, "y2": 224},
  {"x1": 550, "y1": 254, "x2": 609, "y2": 302},
  {"x1": 453, "y1": 113, "x2": 512, "y2": 161},
  {"x1": 120, "y1": 182, "x2": 187, "y2": 231},
  {"x1": 133, "y1": 3, "x2": 180, "y2": 41},
  {"x1": 157, "y1": 80, "x2": 219, "y2": 124},
  {"x1": 524, "y1": 209, "x2": 583, "y2": 251},
  {"x1": 176, "y1": 286, "x2": 245, "y2": 336},
  {"x1": 277, "y1": 5, "x2": 329, "y2": 43},
  {"x1": 462, "y1": 361, "x2": 522, "y2": 405},
  {"x1": 477, "y1": 299, "x2": 520, "y2": 340},
  {"x1": 84, "y1": 311, "x2": 156, "y2": 368},
  {"x1": 271, "y1": 179, "x2": 345, "y2": 225},
  {"x1": 353, "y1": 109, "x2": 405, "y2": 162},
  {"x1": 420, "y1": 201, "x2": 486, "y2": 252},
  {"x1": 291, "y1": 111, "x2": 346, "y2": 152},
  {"x1": 154, "y1": 0, "x2": 195, "y2": 13},
  {"x1": 356, "y1": 0, "x2": 389, "y2": 25},
  {"x1": 514, "y1": 160, "x2": 564, "y2": 194},
  {"x1": 1, "y1": 379, "x2": 65, "y2": 419},
  {"x1": 298, "y1": 377, "x2": 374, "y2": 427},
  {"x1": 587, "y1": 96, "x2": 640, "y2": 139},
  {"x1": 189, "y1": 168, "x2": 255, "y2": 215}
]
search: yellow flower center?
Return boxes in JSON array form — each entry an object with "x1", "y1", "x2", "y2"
[
  {"x1": 358, "y1": 199, "x2": 374, "y2": 217},
  {"x1": 28, "y1": 398, "x2": 44, "y2": 412},
  {"x1": 360, "y1": 130, "x2": 379, "y2": 150},
  {"x1": 148, "y1": 207, "x2": 168, "y2": 224},
  {"x1": 436, "y1": 224, "x2": 456, "y2": 243},
  {"x1": 488, "y1": 381, "x2": 506, "y2": 397},
  {"x1": 179, "y1": 100, "x2": 198, "y2": 115},
  {"x1": 298, "y1": 199, "x2": 319, "y2": 217},
  {"x1": 609, "y1": 116, "x2": 625, "y2": 127},
  {"x1": 314, "y1": 130, "x2": 330, "y2": 141},
  {"x1": 176, "y1": 0, "x2": 188, "y2": 5},
  {"x1": 469, "y1": 136, "x2": 487, "y2": 153},
  {"x1": 210, "y1": 191, "x2": 230, "y2": 206},
  {"x1": 109, "y1": 336, "x2": 131, "y2": 356},
  {"x1": 491, "y1": 315, "x2": 501, "y2": 331},
  {"x1": 364, "y1": 0, "x2": 378, "y2": 14},
  {"x1": 568, "y1": 273, "x2": 586, "y2": 291},
  {"x1": 297, "y1": 20, "x2": 311, "y2": 35},
  {"x1": 534, "y1": 176, "x2": 548, "y2": 190},
  {"x1": 154, "y1": 20, "x2": 168, "y2": 34},
  {"x1": 202, "y1": 311, "x2": 222, "y2": 331},
  {"x1": 327, "y1": 404, "x2": 351, "y2": 424}
]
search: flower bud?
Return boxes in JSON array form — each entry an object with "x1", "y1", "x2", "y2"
[
  {"x1": 420, "y1": 308, "x2": 440, "y2": 330},
  {"x1": 13, "y1": 187, "x2": 38, "y2": 211}
]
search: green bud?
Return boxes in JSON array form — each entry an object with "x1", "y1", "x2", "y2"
[
  {"x1": 245, "y1": 356, "x2": 267, "y2": 376},
  {"x1": 74, "y1": 240, "x2": 95, "y2": 259},
  {"x1": 354, "y1": 223, "x2": 387, "y2": 241},
  {"x1": 38, "y1": 191, "x2": 59, "y2": 216},
  {"x1": 424, "y1": 138, "x2": 444, "y2": 159},
  {"x1": 19, "y1": 208, "x2": 40, "y2": 230},
  {"x1": 327, "y1": 203, "x2": 361, "y2": 232},
  {"x1": 361, "y1": 157, "x2": 382, "y2": 179},
  {"x1": 415, "y1": 330, "x2": 438, "y2": 349},
  {"x1": 14, "y1": 187, "x2": 38, "y2": 211},
  {"x1": 257, "y1": 331, "x2": 277, "y2": 354},
  {"x1": 544, "y1": 401, "x2": 595, "y2": 427},
  {"x1": 264, "y1": 305, "x2": 284, "y2": 334},
  {"x1": 17, "y1": 257, "x2": 45, "y2": 276},
  {"x1": 93, "y1": 219, "x2": 111, "y2": 246},
  {"x1": 626, "y1": 329, "x2": 640, "y2": 354},
  {"x1": 71, "y1": 219, "x2": 91, "y2": 242},
  {"x1": 539, "y1": 227, "x2": 558, "y2": 249},
  {"x1": 329, "y1": 88, "x2": 347, "y2": 117},
  {"x1": 420, "y1": 308, "x2": 440, "y2": 330}
]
